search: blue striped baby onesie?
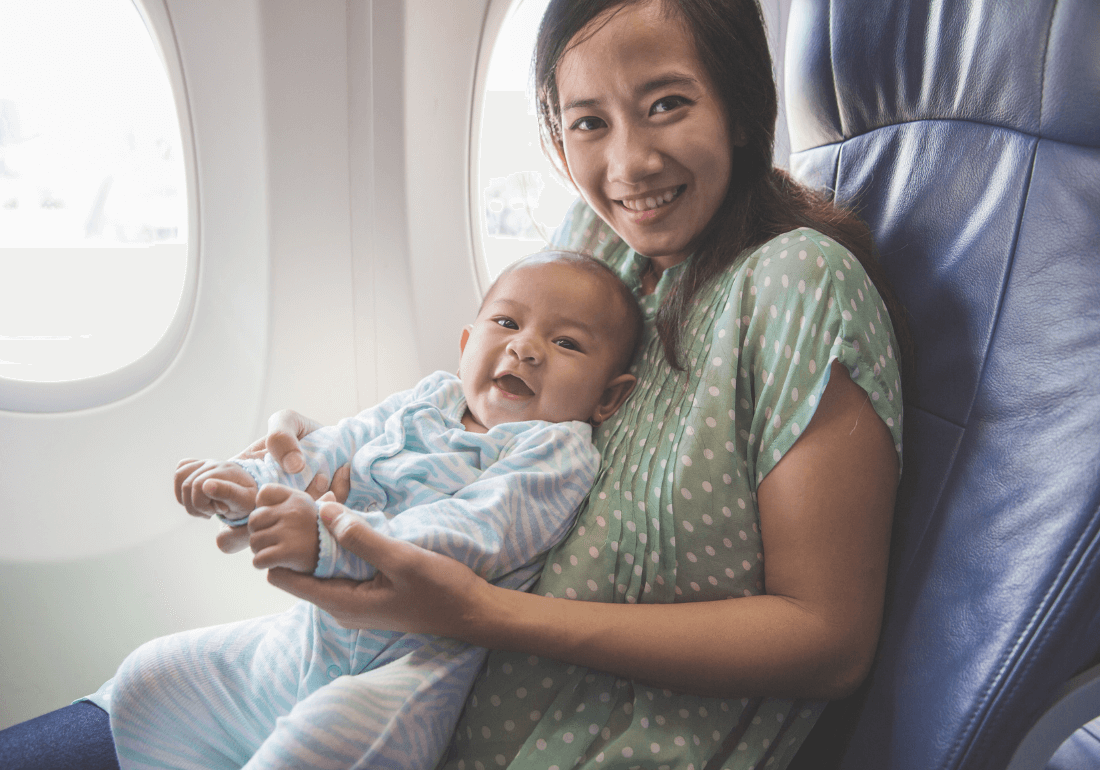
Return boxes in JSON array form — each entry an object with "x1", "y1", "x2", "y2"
[{"x1": 91, "y1": 371, "x2": 599, "y2": 769}]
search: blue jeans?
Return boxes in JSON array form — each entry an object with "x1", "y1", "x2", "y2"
[{"x1": 0, "y1": 702, "x2": 118, "y2": 770}]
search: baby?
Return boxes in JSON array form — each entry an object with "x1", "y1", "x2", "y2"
[{"x1": 92, "y1": 251, "x2": 642, "y2": 770}]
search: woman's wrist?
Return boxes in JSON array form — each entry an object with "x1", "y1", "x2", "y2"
[{"x1": 462, "y1": 580, "x2": 572, "y2": 656}]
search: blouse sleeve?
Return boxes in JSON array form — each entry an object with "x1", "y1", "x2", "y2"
[{"x1": 739, "y1": 230, "x2": 904, "y2": 486}]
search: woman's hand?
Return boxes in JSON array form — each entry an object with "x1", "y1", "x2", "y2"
[
  {"x1": 235, "y1": 409, "x2": 352, "y2": 504},
  {"x1": 267, "y1": 501, "x2": 491, "y2": 637}
]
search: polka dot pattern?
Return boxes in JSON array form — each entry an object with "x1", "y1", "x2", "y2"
[{"x1": 445, "y1": 208, "x2": 902, "y2": 770}]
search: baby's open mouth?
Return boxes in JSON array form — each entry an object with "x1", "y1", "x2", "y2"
[{"x1": 495, "y1": 374, "x2": 534, "y2": 396}]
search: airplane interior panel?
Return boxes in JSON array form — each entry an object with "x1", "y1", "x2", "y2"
[{"x1": 0, "y1": 1, "x2": 1097, "y2": 769}]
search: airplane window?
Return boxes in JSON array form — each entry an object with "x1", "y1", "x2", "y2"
[
  {"x1": 0, "y1": 0, "x2": 189, "y2": 387},
  {"x1": 478, "y1": 0, "x2": 578, "y2": 281}
]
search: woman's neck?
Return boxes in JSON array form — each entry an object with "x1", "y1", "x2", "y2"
[{"x1": 639, "y1": 255, "x2": 686, "y2": 296}]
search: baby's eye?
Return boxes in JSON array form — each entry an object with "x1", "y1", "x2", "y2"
[
  {"x1": 554, "y1": 338, "x2": 580, "y2": 351},
  {"x1": 568, "y1": 116, "x2": 606, "y2": 132},
  {"x1": 651, "y1": 95, "x2": 690, "y2": 115},
  {"x1": 495, "y1": 318, "x2": 518, "y2": 330}
]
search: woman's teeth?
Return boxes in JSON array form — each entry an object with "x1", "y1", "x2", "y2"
[{"x1": 620, "y1": 187, "x2": 682, "y2": 212}]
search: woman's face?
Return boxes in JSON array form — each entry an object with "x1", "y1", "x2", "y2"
[{"x1": 555, "y1": 0, "x2": 736, "y2": 267}]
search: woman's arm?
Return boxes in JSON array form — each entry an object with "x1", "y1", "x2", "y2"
[{"x1": 270, "y1": 363, "x2": 898, "y2": 700}]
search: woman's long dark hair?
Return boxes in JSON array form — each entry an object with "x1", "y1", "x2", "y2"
[{"x1": 534, "y1": 0, "x2": 911, "y2": 376}]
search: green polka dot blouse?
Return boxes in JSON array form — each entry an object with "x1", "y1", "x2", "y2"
[{"x1": 442, "y1": 202, "x2": 904, "y2": 770}]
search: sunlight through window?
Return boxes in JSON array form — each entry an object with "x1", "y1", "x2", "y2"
[
  {"x1": 0, "y1": 0, "x2": 188, "y2": 384},
  {"x1": 479, "y1": 0, "x2": 578, "y2": 281}
]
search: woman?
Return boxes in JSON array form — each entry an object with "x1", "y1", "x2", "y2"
[
  {"x1": 259, "y1": 1, "x2": 905, "y2": 768},
  {"x1": 0, "y1": 1, "x2": 903, "y2": 768}
]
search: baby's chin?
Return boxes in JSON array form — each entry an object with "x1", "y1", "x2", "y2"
[{"x1": 480, "y1": 407, "x2": 590, "y2": 429}]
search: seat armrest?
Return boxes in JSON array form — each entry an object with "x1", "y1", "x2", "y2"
[{"x1": 1006, "y1": 663, "x2": 1100, "y2": 770}]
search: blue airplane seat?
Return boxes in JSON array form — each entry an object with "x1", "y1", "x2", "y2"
[
  {"x1": 1047, "y1": 715, "x2": 1100, "y2": 770},
  {"x1": 782, "y1": 1, "x2": 1100, "y2": 769}
]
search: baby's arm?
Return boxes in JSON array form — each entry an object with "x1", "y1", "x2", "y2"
[
  {"x1": 316, "y1": 424, "x2": 599, "y2": 588},
  {"x1": 234, "y1": 378, "x2": 438, "y2": 507},
  {"x1": 247, "y1": 484, "x2": 322, "y2": 574},
  {"x1": 175, "y1": 459, "x2": 322, "y2": 571}
]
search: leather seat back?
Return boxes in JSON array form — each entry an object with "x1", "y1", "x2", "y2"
[{"x1": 785, "y1": 1, "x2": 1100, "y2": 768}]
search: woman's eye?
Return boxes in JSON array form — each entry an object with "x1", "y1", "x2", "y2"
[
  {"x1": 495, "y1": 318, "x2": 518, "y2": 330},
  {"x1": 568, "y1": 116, "x2": 606, "y2": 132},
  {"x1": 651, "y1": 96, "x2": 689, "y2": 115},
  {"x1": 554, "y1": 338, "x2": 579, "y2": 351}
]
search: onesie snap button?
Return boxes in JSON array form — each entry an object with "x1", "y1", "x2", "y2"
[{"x1": 327, "y1": 665, "x2": 342, "y2": 679}]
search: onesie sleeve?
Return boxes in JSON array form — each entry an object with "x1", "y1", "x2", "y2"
[
  {"x1": 739, "y1": 230, "x2": 903, "y2": 486},
  {"x1": 315, "y1": 421, "x2": 600, "y2": 589},
  {"x1": 227, "y1": 373, "x2": 442, "y2": 525}
]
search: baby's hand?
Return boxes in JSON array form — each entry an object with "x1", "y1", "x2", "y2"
[
  {"x1": 175, "y1": 459, "x2": 258, "y2": 521},
  {"x1": 249, "y1": 484, "x2": 321, "y2": 574}
]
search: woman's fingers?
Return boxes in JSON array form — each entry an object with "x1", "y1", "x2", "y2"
[
  {"x1": 215, "y1": 525, "x2": 250, "y2": 554},
  {"x1": 232, "y1": 435, "x2": 270, "y2": 462},
  {"x1": 266, "y1": 569, "x2": 392, "y2": 629},
  {"x1": 304, "y1": 472, "x2": 332, "y2": 500},
  {"x1": 330, "y1": 464, "x2": 351, "y2": 504},
  {"x1": 302, "y1": 464, "x2": 349, "y2": 502},
  {"x1": 265, "y1": 409, "x2": 323, "y2": 474},
  {"x1": 265, "y1": 506, "x2": 488, "y2": 637},
  {"x1": 317, "y1": 504, "x2": 402, "y2": 569}
]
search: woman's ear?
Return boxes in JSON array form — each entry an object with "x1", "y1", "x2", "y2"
[{"x1": 589, "y1": 373, "x2": 637, "y2": 427}]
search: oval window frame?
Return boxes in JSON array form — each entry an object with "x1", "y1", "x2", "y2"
[
  {"x1": 0, "y1": 0, "x2": 199, "y2": 413},
  {"x1": 469, "y1": 0, "x2": 581, "y2": 297}
]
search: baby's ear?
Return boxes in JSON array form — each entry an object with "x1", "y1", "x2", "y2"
[
  {"x1": 590, "y1": 373, "x2": 637, "y2": 427},
  {"x1": 457, "y1": 326, "x2": 472, "y2": 376}
]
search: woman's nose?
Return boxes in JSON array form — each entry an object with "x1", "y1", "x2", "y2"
[{"x1": 606, "y1": 125, "x2": 663, "y2": 184}]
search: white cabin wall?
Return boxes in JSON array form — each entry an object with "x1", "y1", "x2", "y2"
[
  {"x1": 254, "y1": 0, "x2": 359, "y2": 426},
  {"x1": 403, "y1": 0, "x2": 485, "y2": 374},
  {"x1": 0, "y1": 0, "x2": 286, "y2": 730},
  {"x1": 0, "y1": 0, "x2": 436, "y2": 729},
  {"x1": 349, "y1": 0, "x2": 424, "y2": 406}
]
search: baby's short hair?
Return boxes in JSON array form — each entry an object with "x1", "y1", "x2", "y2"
[{"x1": 485, "y1": 251, "x2": 644, "y2": 374}]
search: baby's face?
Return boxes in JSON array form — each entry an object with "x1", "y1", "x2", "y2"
[{"x1": 459, "y1": 262, "x2": 629, "y2": 430}]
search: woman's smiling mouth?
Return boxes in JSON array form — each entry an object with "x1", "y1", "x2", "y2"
[{"x1": 618, "y1": 185, "x2": 684, "y2": 212}]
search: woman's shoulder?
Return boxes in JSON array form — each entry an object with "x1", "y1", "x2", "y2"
[
  {"x1": 728, "y1": 228, "x2": 888, "y2": 328},
  {"x1": 738, "y1": 228, "x2": 869, "y2": 288},
  {"x1": 730, "y1": 228, "x2": 904, "y2": 472}
]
